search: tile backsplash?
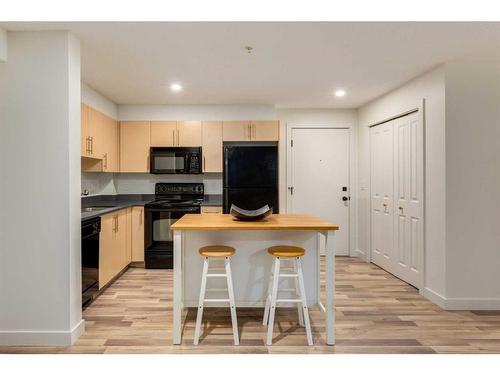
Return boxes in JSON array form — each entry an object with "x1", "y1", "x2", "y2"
[{"x1": 81, "y1": 172, "x2": 222, "y2": 196}]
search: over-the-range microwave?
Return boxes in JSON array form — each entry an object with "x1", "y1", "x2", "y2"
[{"x1": 150, "y1": 147, "x2": 202, "y2": 174}]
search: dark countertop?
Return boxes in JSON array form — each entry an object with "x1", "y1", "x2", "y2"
[{"x1": 81, "y1": 194, "x2": 223, "y2": 221}]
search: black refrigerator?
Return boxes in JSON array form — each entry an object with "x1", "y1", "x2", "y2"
[{"x1": 223, "y1": 141, "x2": 279, "y2": 214}]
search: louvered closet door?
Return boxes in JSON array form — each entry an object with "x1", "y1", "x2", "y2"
[
  {"x1": 393, "y1": 112, "x2": 422, "y2": 288},
  {"x1": 370, "y1": 121, "x2": 394, "y2": 271}
]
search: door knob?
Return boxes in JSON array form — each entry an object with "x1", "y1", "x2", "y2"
[{"x1": 342, "y1": 196, "x2": 349, "y2": 201}]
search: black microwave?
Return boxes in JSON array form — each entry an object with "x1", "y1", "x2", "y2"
[{"x1": 150, "y1": 147, "x2": 202, "y2": 174}]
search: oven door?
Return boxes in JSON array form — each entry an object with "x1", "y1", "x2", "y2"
[{"x1": 145, "y1": 206, "x2": 199, "y2": 252}]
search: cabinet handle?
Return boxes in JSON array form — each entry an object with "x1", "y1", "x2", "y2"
[
  {"x1": 252, "y1": 124, "x2": 256, "y2": 139},
  {"x1": 172, "y1": 130, "x2": 175, "y2": 145},
  {"x1": 177, "y1": 128, "x2": 180, "y2": 145},
  {"x1": 86, "y1": 136, "x2": 91, "y2": 154},
  {"x1": 90, "y1": 136, "x2": 93, "y2": 154},
  {"x1": 203, "y1": 156, "x2": 206, "y2": 172},
  {"x1": 247, "y1": 124, "x2": 251, "y2": 140},
  {"x1": 103, "y1": 153, "x2": 108, "y2": 170}
]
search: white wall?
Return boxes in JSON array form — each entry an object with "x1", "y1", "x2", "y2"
[
  {"x1": 276, "y1": 108, "x2": 359, "y2": 253},
  {"x1": 118, "y1": 104, "x2": 277, "y2": 121},
  {"x1": 0, "y1": 27, "x2": 7, "y2": 62},
  {"x1": 0, "y1": 31, "x2": 83, "y2": 345},
  {"x1": 81, "y1": 82, "x2": 118, "y2": 119},
  {"x1": 444, "y1": 62, "x2": 500, "y2": 306},
  {"x1": 358, "y1": 66, "x2": 447, "y2": 299}
]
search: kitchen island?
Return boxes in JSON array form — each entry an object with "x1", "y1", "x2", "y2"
[{"x1": 170, "y1": 214, "x2": 339, "y2": 345}]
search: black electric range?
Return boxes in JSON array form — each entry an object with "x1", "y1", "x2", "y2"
[{"x1": 144, "y1": 183, "x2": 204, "y2": 269}]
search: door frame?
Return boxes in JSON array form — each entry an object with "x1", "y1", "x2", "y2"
[
  {"x1": 367, "y1": 99, "x2": 426, "y2": 292},
  {"x1": 285, "y1": 123, "x2": 356, "y2": 257}
]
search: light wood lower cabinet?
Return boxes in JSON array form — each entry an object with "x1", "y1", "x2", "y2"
[
  {"x1": 131, "y1": 206, "x2": 145, "y2": 262},
  {"x1": 120, "y1": 121, "x2": 151, "y2": 173},
  {"x1": 99, "y1": 209, "x2": 128, "y2": 289},
  {"x1": 201, "y1": 206, "x2": 223, "y2": 214}
]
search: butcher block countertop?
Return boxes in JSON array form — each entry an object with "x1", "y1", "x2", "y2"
[{"x1": 171, "y1": 214, "x2": 339, "y2": 231}]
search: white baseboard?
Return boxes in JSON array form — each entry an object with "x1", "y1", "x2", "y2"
[
  {"x1": 423, "y1": 288, "x2": 500, "y2": 310},
  {"x1": 352, "y1": 248, "x2": 367, "y2": 261},
  {"x1": 0, "y1": 319, "x2": 85, "y2": 346},
  {"x1": 422, "y1": 287, "x2": 447, "y2": 309}
]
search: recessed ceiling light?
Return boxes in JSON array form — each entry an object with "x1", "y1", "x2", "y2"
[
  {"x1": 170, "y1": 83, "x2": 183, "y2": 92},
  {"x1": 335, "y1": 89, "x2": 346, "y2": 97}
]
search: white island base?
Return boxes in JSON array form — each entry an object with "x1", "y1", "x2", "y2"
[{"x1": 171, "y1": 214, "x2": 337, "y2": 346}]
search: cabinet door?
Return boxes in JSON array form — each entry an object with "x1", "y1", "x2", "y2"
[
  {"x1": 102, "y1": 115, "x2": 119, "y2": 172},
  {"x1": 131, "y1": 206, "x2": 145, "y2": 262},
  {"x1": 178, "y1": 121, "x2": 202, "y2": 146},
  {"x1": 116, "y1": 209, "x2": 129, "y2": 271},
  {"x1": 99, "y1": 213, "x2": 117, "y2": 289},
  {"x1": 201, "y1": 206, "x2": 223, "y2": 214},
  {"x1": 81, "y1": 103, "x2": 90, "y2": 157},
  {"x1": 87, "y1": 107, "x2": 103, "y2": 159},
  {"x1": 202, "y1": 121, "x2": 223, "y2": 173},
  {"x1": 151, "y1": 121, "x2": 177, "y2": 147},
  {"x1": 120, "y1": 121, "x2": 151, "y2": 172},
  {"x1": 222, "y1": 121, "x2": 251, "y2": 141},
  {"x1": 252, "y1": 121, "x2": 279, "y2": 141}
]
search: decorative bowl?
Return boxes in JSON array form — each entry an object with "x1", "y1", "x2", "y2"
[{"x1": 230, "y1": 204, "x2": 273, "y2": 221}]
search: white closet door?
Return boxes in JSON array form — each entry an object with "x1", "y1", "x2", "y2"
[
  {"x1": 370, "y1": 121, "x2": 394, "y2": 271},
  {"x1": 393, "y1": 112, "x2": 422, "y2": 287}
]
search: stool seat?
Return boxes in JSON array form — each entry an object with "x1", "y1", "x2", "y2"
[
  {"x1": 199, "y1": 245, "x2": 235, "y2": 257},
  {"x1": 267, "y1": 245, "x2": 305, "y2": 257}
]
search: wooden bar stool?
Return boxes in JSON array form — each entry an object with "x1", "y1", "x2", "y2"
[
  {"x1": 194, "y1": 245, "x2": 239, "y2": 345},
  {"x1": 263, "y1": 245, "x2": 313, "y2": 346}
]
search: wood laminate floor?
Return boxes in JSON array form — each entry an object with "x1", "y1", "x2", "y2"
[{"x1": 2, "y1": 257, "x2": 500, "y2": 354}]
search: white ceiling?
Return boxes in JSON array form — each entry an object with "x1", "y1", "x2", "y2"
[{"x1": 2, "y1": 22, "x2": 500, "y2": 108}]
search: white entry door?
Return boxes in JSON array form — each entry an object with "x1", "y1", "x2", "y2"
[
  {"x1": 288, "y1": 127, "x2": 350, "y2": 255},
  {"x1": 370, "y1": 111, "x2": 423, "y2": 289}
]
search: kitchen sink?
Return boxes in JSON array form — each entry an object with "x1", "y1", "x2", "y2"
[{"x1": 81, "y1": 206, "x2": 116, "y2": 213}]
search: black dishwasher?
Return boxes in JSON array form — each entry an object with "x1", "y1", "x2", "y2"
[{"x1": 81, "y1": 216, "x2": 101, "y2": 308}]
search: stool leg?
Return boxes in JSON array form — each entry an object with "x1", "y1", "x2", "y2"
[
  {"x1": 293, "y1": 259, "x2": 305, "y2": 327},
  {"x1": 225, "y1": 256, "x2": 239, "y2": 345},
  {"x1": 194, "y1": 257, "x2": 209, "y2": 345},
  {"x1": 296, "y1": 257, "x2": 313, "y2": 346},
  {"x1": 266, "y1": 257, "x2": 281, "y2": 345},
  {"x1": 262, "y1": 258, "x2": 275, "y2": 326},
  {"x1": 225, "y1": 257, "x2": 240, "y2": 345}
]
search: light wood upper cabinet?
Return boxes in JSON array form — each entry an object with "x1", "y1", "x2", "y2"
[
  {"x1": 81, "y1": 103, "x2": 90, "y2": 156},
  {"x1": 252, "y1": 121, "x2": 279, "y2": 141},
  {"x1": 177, "y1": 121, "x2": 202, "y2": 146},
  {"x1": 99, "y1": 209, "x2": 128, "y2": 289},
  {"x1": 150, "y1": 121, "x2": 201, "y2": 147},
  {"x1": 101, "y1": 114, "x2": 119, "y2": 172},
  {"x1": 81, "y1": 103, "x2": 103, "y2": 158},
  {"x1": 151, "y1": 121, "x2": 177, "y2": 147},
  {"x1": 222, "y1": 121, "x2": 252, "y2": 141},
  {"x1": 120, "y1": 121, "x2": 151, "y2": 173},
  {"x1": 202, "y1": 121, "x2": 223, "y2": 173},
  {"x1": 131, "y1": 206, "x2": 145, "y2": 262}
]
